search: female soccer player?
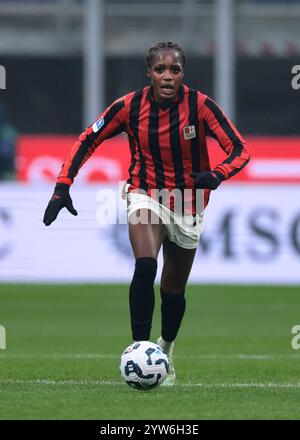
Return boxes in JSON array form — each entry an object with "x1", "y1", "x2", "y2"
[{"x1": 43, "y1": 41, "x2": 250, "y2": 386}]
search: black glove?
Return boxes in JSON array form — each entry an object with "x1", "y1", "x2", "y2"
[
  {"x1": 43, "y1": 183, "x2": 77, "y2": 226},
  {"x1": 190, "y1": 170, "x2": 224, "y2": 190}
]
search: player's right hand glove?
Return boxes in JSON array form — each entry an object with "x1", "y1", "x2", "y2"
[{"x1": 43, "y1": 183, "x2": 77, "y2": 226}]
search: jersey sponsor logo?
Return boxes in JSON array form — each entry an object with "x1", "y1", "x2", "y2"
[
  {"x1": 183, "y1": 125, "x2": 196, "y2": 140},
  {"x1": 92, "y1": 117, "x2": 105, "y2": 133}
]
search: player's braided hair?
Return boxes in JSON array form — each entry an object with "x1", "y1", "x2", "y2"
[{"x1": 145, "y1": 42, "x2": 186, "y2": 68}]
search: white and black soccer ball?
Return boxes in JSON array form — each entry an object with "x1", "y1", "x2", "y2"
[{"x1": 120, "y1": 341, "x2": 169, "y2": 390}]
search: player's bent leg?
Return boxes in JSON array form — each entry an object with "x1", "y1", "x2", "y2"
[
  {"x1": 158, "y1": 237, "x2": 197, "y2": 385},
  {"x1": 128, "y1": 209, "x2": 166, "y2": 342},
  {"x1": 129, "y1": 209, "x2": 165, "y2": 260},
  {"x1": 160, "y1": 237, "x2": 196, "y2": 345},
  {"x1": 161, "y1": 237, "x2": 197, "y2": 293}
]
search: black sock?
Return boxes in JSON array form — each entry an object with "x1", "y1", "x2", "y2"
[
  {"x1": 160, "y1": 288, "x2": 186, "y2": 342},
  {"x1": 129, "y1": 257, "x2": 157, "y2": 341}
]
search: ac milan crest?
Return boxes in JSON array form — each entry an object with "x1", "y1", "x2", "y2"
[{"x1": 183, "y1": 125, "x2": 196, "y2": 140}]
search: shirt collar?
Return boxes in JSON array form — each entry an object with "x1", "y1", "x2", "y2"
[{"x1": 146, "y1": 84, "x2": 185, "y2": 106}]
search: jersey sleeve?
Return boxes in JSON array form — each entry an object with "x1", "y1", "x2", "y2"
[
  {"x1": 57, "y1": 96, "x2": 129, "y2": 185},
  {"x1": 202, "y1": 96, "x2": 250, "y2": 180}
]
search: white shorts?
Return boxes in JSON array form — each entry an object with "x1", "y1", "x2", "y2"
[{"x1": 125, "y1": 188, "x2": 204, "y2": 250}]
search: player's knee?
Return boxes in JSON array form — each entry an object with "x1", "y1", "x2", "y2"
[
  {"x1": 134, "y1": 257, "x2": 157, "y2": 284},
  {"x1": 161, "y1": 277, "x2": 187, "y2": 294}
]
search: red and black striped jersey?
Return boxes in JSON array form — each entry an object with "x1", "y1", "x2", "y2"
[{"x1": 57, "y1": 84, "x2": 250, "y2": 213}]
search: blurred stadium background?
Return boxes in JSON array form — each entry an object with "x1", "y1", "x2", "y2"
[{"x1": 0, "y1": 0, "x2": 300, "y2": 420}]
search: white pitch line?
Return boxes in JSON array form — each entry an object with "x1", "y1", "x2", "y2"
[
  {"x1": 0, "y1": 353, "x2": 118, "y2": 359},
  {"x1": 180, "y1": 383, "x2": 300, "y2": 389},
  {"x1": 0, "y1": 353, "x2": 299, "y2": 360},
  {"x1": 0, "y1": 379, "x2": 300, "y2": 389},
  {"x1": 0, "y1": 379, "x2": 120, "y2": 386},
  {"x1": 184, "y1": 354, "x2": 300, "y2": 360}
]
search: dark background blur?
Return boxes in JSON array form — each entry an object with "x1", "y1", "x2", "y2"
[{"x1": 0, "y1": 0, "x2": 299, "y2": 135}]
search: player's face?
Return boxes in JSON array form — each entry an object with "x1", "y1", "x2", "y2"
[{"x1": 148, "y1": 50, "x2": 184, "y2": 104}]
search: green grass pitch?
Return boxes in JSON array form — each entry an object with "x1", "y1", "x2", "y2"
[{"x1": 0, "y1": 284, "x2": 300, "y2": 420}]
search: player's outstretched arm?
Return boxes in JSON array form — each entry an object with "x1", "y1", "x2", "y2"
[
  {"x1": 43, "y1": 94, "x2": 130, "y2": 226},
  {"x1": 43, "y1": 183, "x2": 77, "y2": 226}
]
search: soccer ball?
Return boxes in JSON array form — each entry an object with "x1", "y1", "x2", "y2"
[{"x1": 120, "y1": 341, "x2": 169, "y2": 390}]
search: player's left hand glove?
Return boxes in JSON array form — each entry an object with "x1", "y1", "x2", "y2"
[{"x1": 190, "y1": 171, "x2": 224, "y2": 190}]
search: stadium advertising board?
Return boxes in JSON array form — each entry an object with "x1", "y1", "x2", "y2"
[
  {"x1": 0, "y1": 183, "x2": 299, "y2": 284},
  {"x1": 16, "y1": 135, "x2": 300, "y2": 184}
]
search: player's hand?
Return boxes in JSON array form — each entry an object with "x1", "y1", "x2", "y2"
[
  {"x1": 190, "y1": 171, "x2": 223, "y2": 190},
  {"x1": 43, "y1": 183, "x2": 77, "y2": 226}
]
